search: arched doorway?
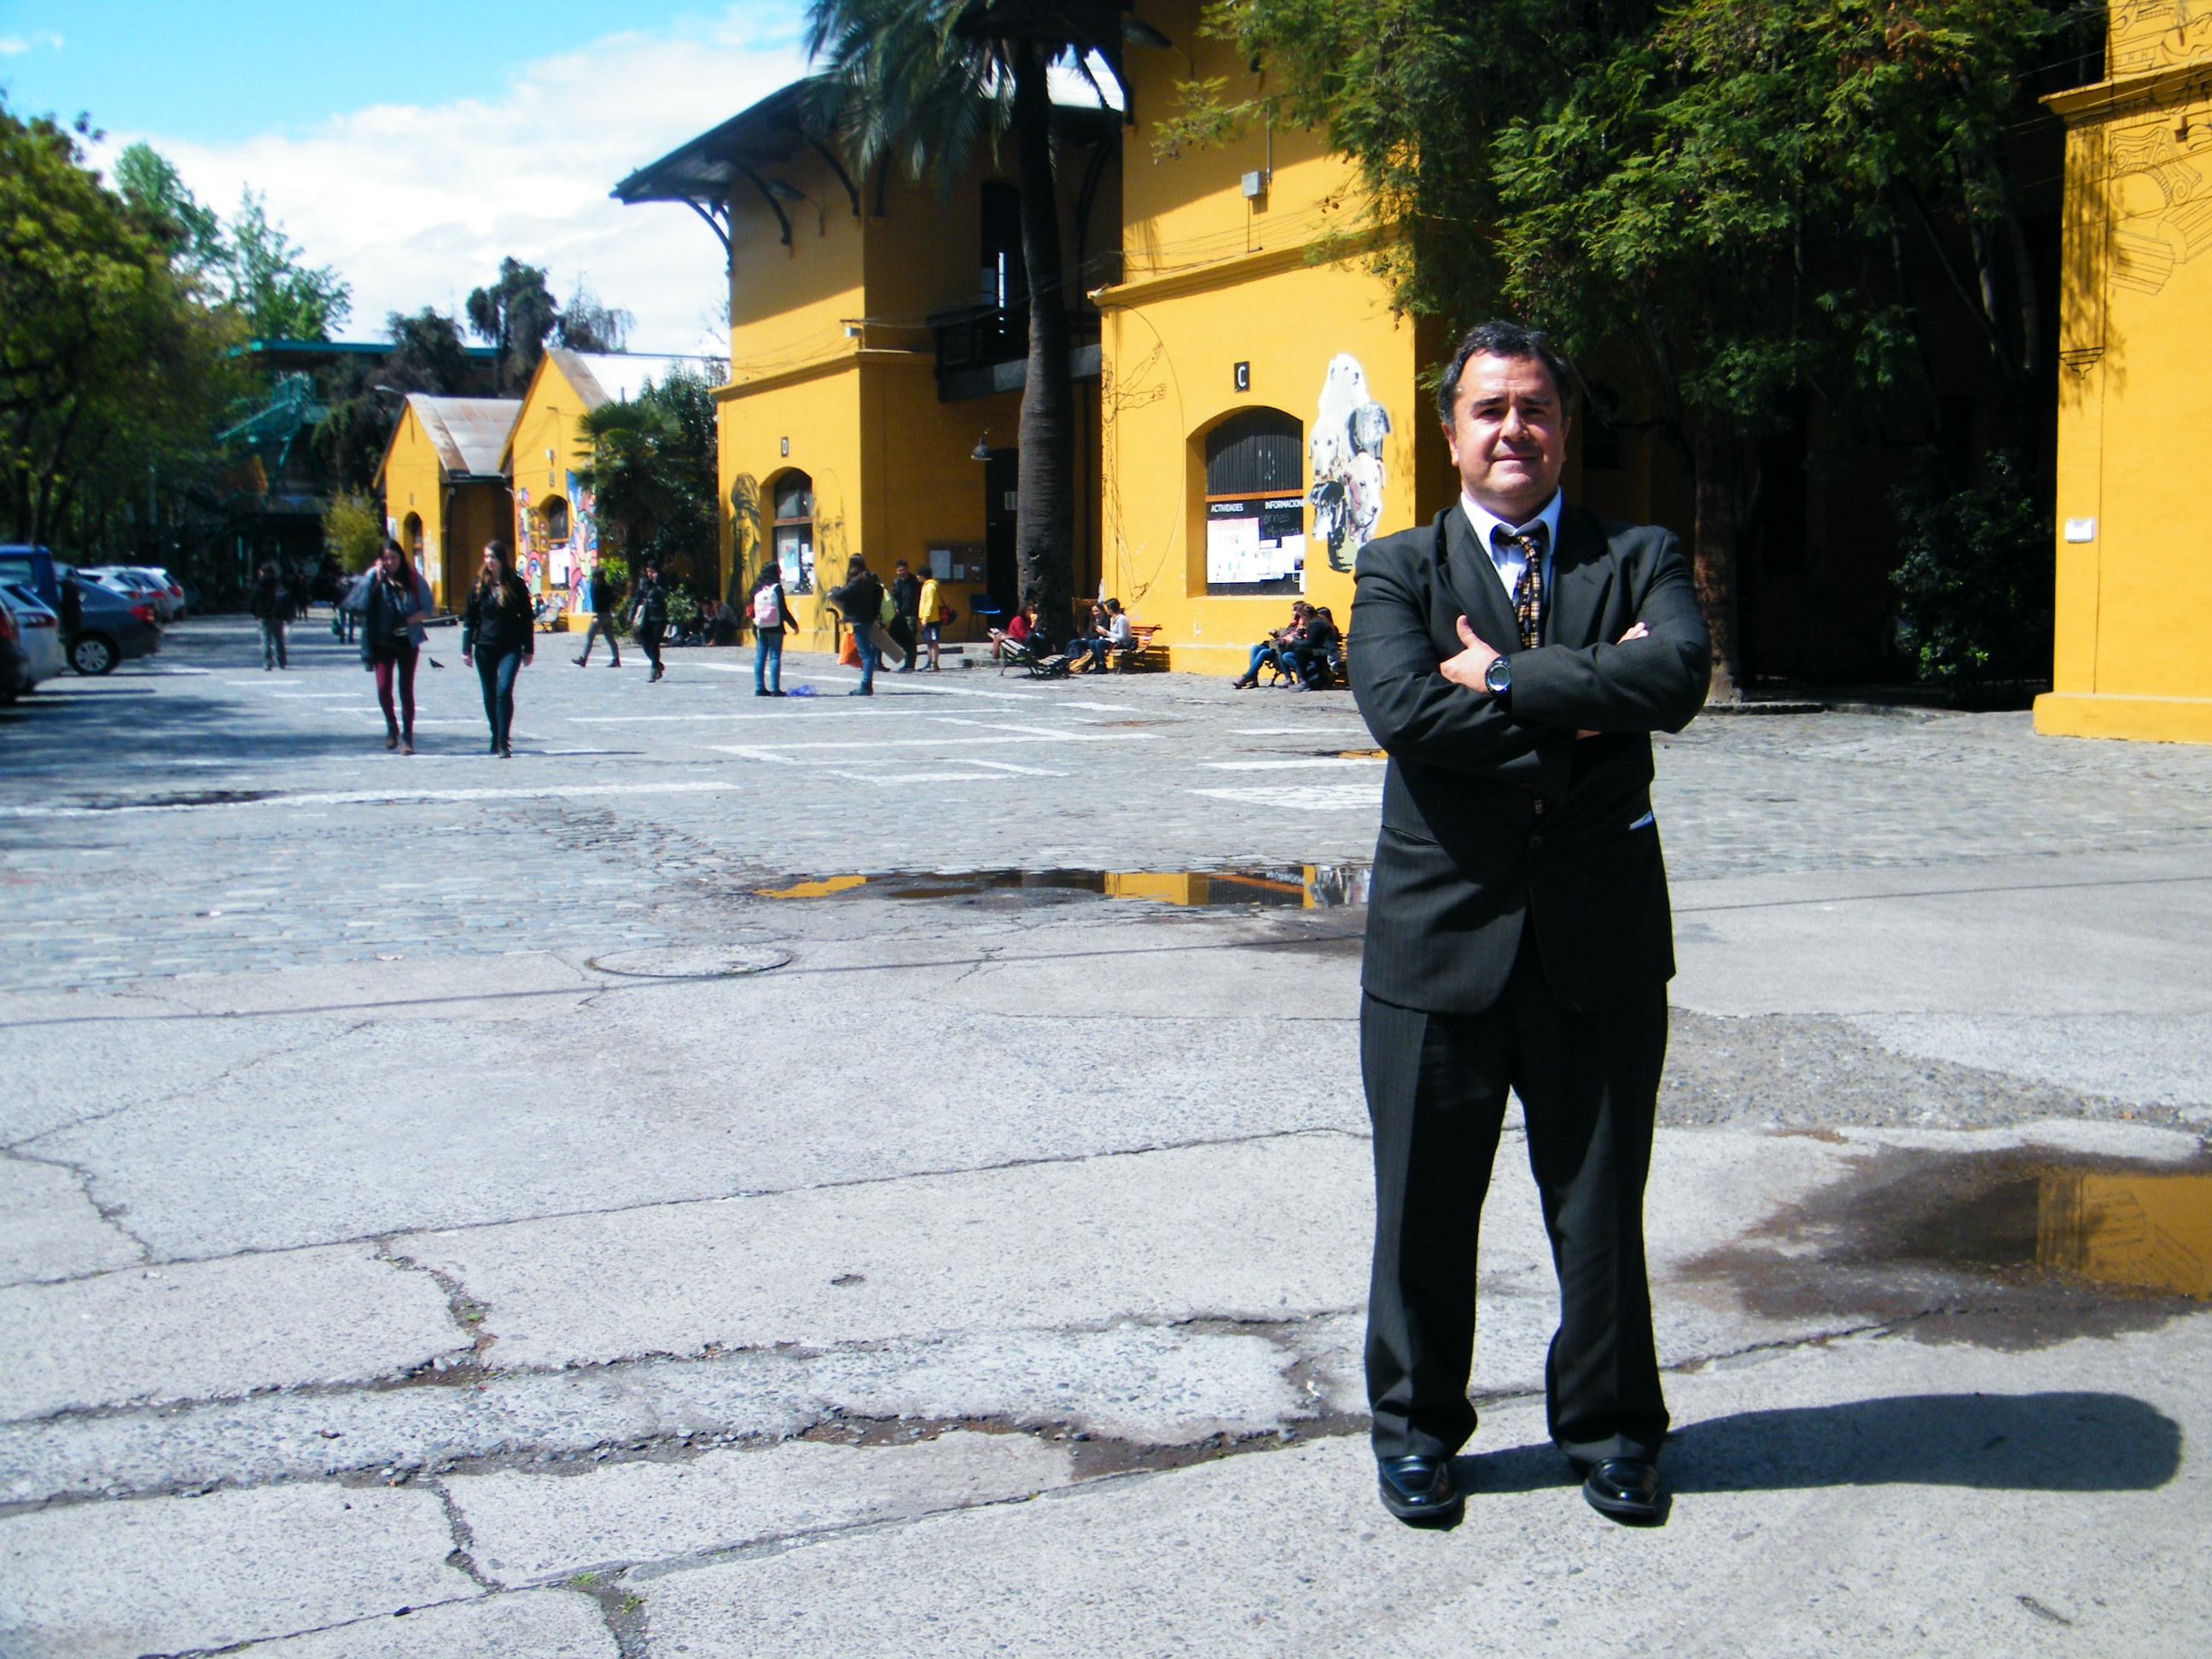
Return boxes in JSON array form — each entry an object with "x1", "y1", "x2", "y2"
[{"x1": 1202, "y1": 409, "x2": 1305, "y2": 596}]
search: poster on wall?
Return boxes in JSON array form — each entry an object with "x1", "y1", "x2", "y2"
[
  {"x1": 1205, "y1": 497, "x2": 1305, "y2": 593},
  {"x1": 1308, "y1": 353, "x2": 1392, "y2": 573}
]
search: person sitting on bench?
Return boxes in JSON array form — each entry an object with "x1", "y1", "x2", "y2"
[
  {"x1": 1068, "y1": 597, "x2": 1131, "y2": 672},
  {"x1": 1232, "y1": 602, "x2": 1312, "y2": 689},
  {"x1": 1284, "y1": 604, "x2": 1342, "y2": 690}
]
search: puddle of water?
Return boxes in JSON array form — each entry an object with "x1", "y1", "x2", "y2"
[
  {"x1": 752, "y1": 864, "x2": 1373, "y2": 909},
  {"x1": 1692, "y1": 1146, "x2": 2212, "y2": 1349}
]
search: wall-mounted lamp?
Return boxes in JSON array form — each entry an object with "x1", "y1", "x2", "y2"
[
  {"x1": 780, "y1": 436, "x2": 790, "y2": 457},
  {"x1": 971, "y1": 436, "x2": 992, "y2": 463}
]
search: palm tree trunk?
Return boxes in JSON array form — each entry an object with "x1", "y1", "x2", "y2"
[{"x1": 1011, "y1": 50, "x2": 1075, "y2": 645}]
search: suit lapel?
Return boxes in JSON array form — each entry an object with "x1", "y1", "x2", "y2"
[
  {"x1": 1438, "y1": 507, "x2": 1522, "y2": 651},
  {"x1": 1545, "y1": 504, "x2": 1615, "y2": 649}
]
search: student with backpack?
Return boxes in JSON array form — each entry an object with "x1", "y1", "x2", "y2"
[{"x1": 751, "y1": 560, "x2": 794, "y2": 696}]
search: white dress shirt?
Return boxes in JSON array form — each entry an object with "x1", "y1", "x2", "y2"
[{"x1": 1459, "y1": 490, "x2": 1563, "y2": 614}]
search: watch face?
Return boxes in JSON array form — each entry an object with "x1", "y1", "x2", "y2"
[{"x1": 1486, "y1": 657, "x2": 1509, "y2": 693}]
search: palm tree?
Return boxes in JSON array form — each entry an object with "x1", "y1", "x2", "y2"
[{"x1": 806, "y1": 0, "x2": 1125, "y2": 643}]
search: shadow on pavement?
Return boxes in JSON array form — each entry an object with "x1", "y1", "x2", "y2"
[{"x1": 1458, "y1": 1390, "x2": 2182, "y2": 1496}]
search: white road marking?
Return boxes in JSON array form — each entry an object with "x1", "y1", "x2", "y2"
[
  {"x1": 1231, "y1": 727, "x2": 1372, "y2": 737},
  {"x1": 1202, "y1": 757, "x2": 1387, "y2": 771},
  {"x1": 1190, "y1": 784, "x2": 1382, "y2": 812},
  {"x1": 2, "y1": 779, "x2": 744, "y2": 820},
  {"x1": 706, "y1": 724, "x2": 1153, "y2": 758}
]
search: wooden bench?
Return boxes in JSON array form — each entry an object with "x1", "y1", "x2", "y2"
[{"x1": 1103, "y1": 624, "x2": 1166, "y2": 672}]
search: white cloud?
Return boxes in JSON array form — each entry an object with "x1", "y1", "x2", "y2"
[
  {"x1": 96, "y1": 15, "x2": 811, "y2": 355},
  {"x1": 1, "y1": 32, "x2": 66, "y2": 55}
]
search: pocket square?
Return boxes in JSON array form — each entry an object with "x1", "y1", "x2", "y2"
[{"x1": 1627, "y1": 810, "x2": 1656, "y2": 831}]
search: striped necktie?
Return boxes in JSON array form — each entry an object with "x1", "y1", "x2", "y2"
[{"x1": 1491, "y1": 521, "x2": 1548, "y2": 649}]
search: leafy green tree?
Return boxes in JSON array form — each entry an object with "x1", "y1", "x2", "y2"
[
  {"x1": 1163, "y1": 0, "x2": 2078, "y2": 699},
  {"x1": 806, "y1": 0, "x2": 1126, "y2": 639},
  {"x1": 467, "y1": 257, "x2": 561, "y2": 393},
  {"x1": 113, "y1": 142, "x2": 226, "y2": 282},
  {"x1": 322, "y1": 488, "x2": 385, "y2": 574},
  {"x1": 0, "y1": 101, "x2": 244, "y2": 551},
  {"x1": 573, "y1": 367, "x2": 721, "y2": 585},
  {"x1": 556, "y1": 281, "x2": 632, "y2": 353},
  {"x1": 224, "y1": 189, "x2": 349, "y2": 341},
  {"x1": 1889, "y1": 450, "x2": 2049, "y2": 696}
]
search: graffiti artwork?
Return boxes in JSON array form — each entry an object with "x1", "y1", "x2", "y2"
[{"x1": 1308, "y1": 354, "x2": 1391, "y2": 573}]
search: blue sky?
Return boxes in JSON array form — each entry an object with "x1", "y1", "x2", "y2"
[
  {"x1": 0, "y1": 3, "x2": 815, "y2": 351},
  {"x1": 0, "y1": 2, "x2": 808, "y2": 141}
]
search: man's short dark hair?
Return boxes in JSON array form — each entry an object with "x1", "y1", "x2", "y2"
[{"x1": 1435, "y1": 320, "x2": 1580, "y2": 426}]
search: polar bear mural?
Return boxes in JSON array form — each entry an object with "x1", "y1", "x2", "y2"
[{"x1": 1308, "y1": 353, "x2": 1392, "y2": 573}]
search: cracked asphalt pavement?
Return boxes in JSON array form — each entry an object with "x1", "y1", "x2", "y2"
[{"x1": 3, "y1": 616, "x2": 2209, "y2": 1656}]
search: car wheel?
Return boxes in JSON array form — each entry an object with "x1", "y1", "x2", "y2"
[{"x1": 70, "y1": 634, "x2": 117, "y2": 675}]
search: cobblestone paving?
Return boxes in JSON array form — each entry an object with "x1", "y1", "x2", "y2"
[{"x1": 6, "y1": 616, "x2": 2212, "y2": 993}]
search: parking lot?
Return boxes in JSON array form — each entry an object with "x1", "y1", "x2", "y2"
[{"x1": 3, "y1": 613, "x2": 2211, "y2": 1656}]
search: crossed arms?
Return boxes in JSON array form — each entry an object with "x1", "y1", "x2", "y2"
[{"x1": 1348, "y1": 531, "x2": 1710, "y2": 788}]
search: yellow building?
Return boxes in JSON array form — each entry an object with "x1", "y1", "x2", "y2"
[
  {"x1": 373, "y1": 395, "x2": 519, "y2": 609},
  {"x1": 617, "y1": 79, "x2": 1118, "y2": 649},
  {"x1": 498, "y1": 348, "x2": 722, "y2": 618},
  {"x1": 2036, "y1": 1, "x2": 2212, "y2": 744}
]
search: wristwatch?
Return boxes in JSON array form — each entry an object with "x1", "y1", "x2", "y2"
[{"x1": 1484, "y1": 655, "x2": 1512, "y2": 698}]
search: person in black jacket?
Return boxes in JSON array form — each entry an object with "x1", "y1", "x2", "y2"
[
  {"x1": 631, "y1": 559, "x2": 669, "y2": 683},
  {"x1": 461, "y1": 540, "x2": 534, "y2": 756},
  {"x1": 750, "y1": 560, "x2": 794, "y2": 696},
  {"x1": 1351, "y1": 320, "x2": 1708, "y2": 1531},
  {"x1": 1285, "y1": 605, "x2": 1342, "y2": 690},
  {"x1": 573, "y1": 563, "x2": 623, "y2": 667},
  {"x1": 827, "y1": 555, "x2": 883, "y2": 696},
  {"x1": 249, "y1": 563, "x2": 289, "y2": 670},
  {"x1": 888, "y1": 559, "x2": 922, "y2": 673}
]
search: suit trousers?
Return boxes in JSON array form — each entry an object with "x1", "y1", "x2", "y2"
[{"x1": 1362, "y1": 930, "x2": 1670, "y2": 1467}]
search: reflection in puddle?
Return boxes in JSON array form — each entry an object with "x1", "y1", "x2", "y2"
[
  {"x1": 2038, "y1": 1167, "x2": 2210, "y2": 1300},
  {"x1": 1692, "y1": 1146, "x2": 2212, "y2": 1349},
  {"x1": 753, "y1": 864, "x2": 1372, "y2": 909}
]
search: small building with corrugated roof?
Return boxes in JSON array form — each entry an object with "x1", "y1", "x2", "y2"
[
  {"x1": 374, "y1": 394, "x2": 521, "y2": 609},
  {"x1": 498, "y1": 348, "x2": 723, "y2": 619}
]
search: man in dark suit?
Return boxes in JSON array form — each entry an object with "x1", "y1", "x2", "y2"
[{"x1": 1348, "y1": 319, "x2": 1709, "y2": 1528}]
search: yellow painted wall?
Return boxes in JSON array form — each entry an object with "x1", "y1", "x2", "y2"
[
  {"x1": 1099, "y1": 255, "x2": 1438, "y2": 671},
  {"x1": 376, "y1": 407, "x2": 515, "y2": 611},
  {"x1": 378, "y1": 405, "x2": 450, "y2": 608},
  {"x1": 2034, "y1": 1, "x2": 2212, "y2": 743},
  {"x1": 505, "y1": 354, "x2": 604, "y2": 613},
  {"x1": 1123, "y1": 0, "x2": 1362, "y2": 284}
]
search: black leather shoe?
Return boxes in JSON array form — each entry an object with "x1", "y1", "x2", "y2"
[
  {"x1": 1377, "y1": 1455, "x2": 1464, "y2": 1527},
  {"x1": 1581, "y1": 1458, "x2": 1664, "y2": 1524}
]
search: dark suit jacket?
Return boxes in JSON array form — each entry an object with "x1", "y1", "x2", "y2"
[{"x1": 1350, "y1": 503, "x2": 1710, "y2": 1014}]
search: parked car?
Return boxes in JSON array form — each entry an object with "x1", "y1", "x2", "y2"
[
  {"x1": 127, "y1": 566, "x2": 187, "y2": 620},
  {"x1": 1, "y1": 582, "x2": 66, "y2": 692},
  {"x1": 79, "y1": 566, "x2": 170, "y2": 617},
  {"x1": 60, "y1": 573, "x2": 161, "y2": 675},
  {"x1": 0, "y1": 544, "x2": 61, "y2": 609},
  {"x1": 0, "y1": 601, "x2": 22, "y2": 705}
]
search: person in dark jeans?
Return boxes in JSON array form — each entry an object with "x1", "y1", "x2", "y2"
[
  {"x1": 631, "y1": 560, "x2": 669, "y2": 683},
  {"x1": 573, "y1": 564, "x2": 623, "y2": 667},
  {"x1": 353, "y1": 538, "x2": 431, "y2": 753},
  {"x1": 888, "y1": 559, "x2": 921, "y2": 673},
  {"x1": 750, "y1": 560, "x2": 794, "y2": 696},
  {"x1": 828, "y1": 556, "x2": 883, "y2": 696},
  {"x1": 1285, "y1": 605, "x2": 1342, "y2": 690},
  {"x1": 249, "y1": 562, "x2": 289, "y2": 670},
  {"x1": 461, "y1": 540, "x2": 534, "y2": 756}
]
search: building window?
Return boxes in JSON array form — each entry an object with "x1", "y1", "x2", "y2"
[
  {"x1": 402, "y1": 513, "x2": 423, "y2": 556},
  {"x1": 771, "y1": 470, "x2": 816, "y2": 594},
  {"x1": 1203, "y1": 410, "x2": 1305, "y2": 596},
  {"x1": 543, "y1": 496, "x2": 570, "y2": 544}
]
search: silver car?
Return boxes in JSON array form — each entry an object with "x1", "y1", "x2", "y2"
[{"x1": 1, "y1": 582, "x2": 66, "y2": 692}]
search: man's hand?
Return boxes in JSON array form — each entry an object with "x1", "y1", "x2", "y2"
[
  {"x1": 1441, "y1": 615, "x2": 1499, "y2": 690},
  {"x1": 462, "y1": 652, "x2": 473, "y2": 667}
]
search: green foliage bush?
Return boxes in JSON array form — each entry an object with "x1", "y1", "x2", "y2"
[
  {"x1": 322, "y1": 490, "x2": 383, "y2": 574},
  {"x1": 1889, "y1": 452, "x2": 2052, "y2": 695}
]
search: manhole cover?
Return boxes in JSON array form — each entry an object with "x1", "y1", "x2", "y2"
[{"x1": 585, "y1": 945, "x2": 791, "y2": 980}]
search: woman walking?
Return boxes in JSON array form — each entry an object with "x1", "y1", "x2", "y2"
[
  {"x1": 631, "y1": 559, "x2": 669, "y2": 683},
  {"x1": 750, "y1": 559, "x2": 794, "y2": 696},
  {"x1": 461, "y1": 540, "x2": 533, "y2": 756},
  {"x1": 354, "y1": 538, "x2": 433, "y2": 753}
]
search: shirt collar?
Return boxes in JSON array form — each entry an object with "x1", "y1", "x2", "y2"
[{"x1": 1460, "y1": 489, "x2": 1563, "y2": 560}]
